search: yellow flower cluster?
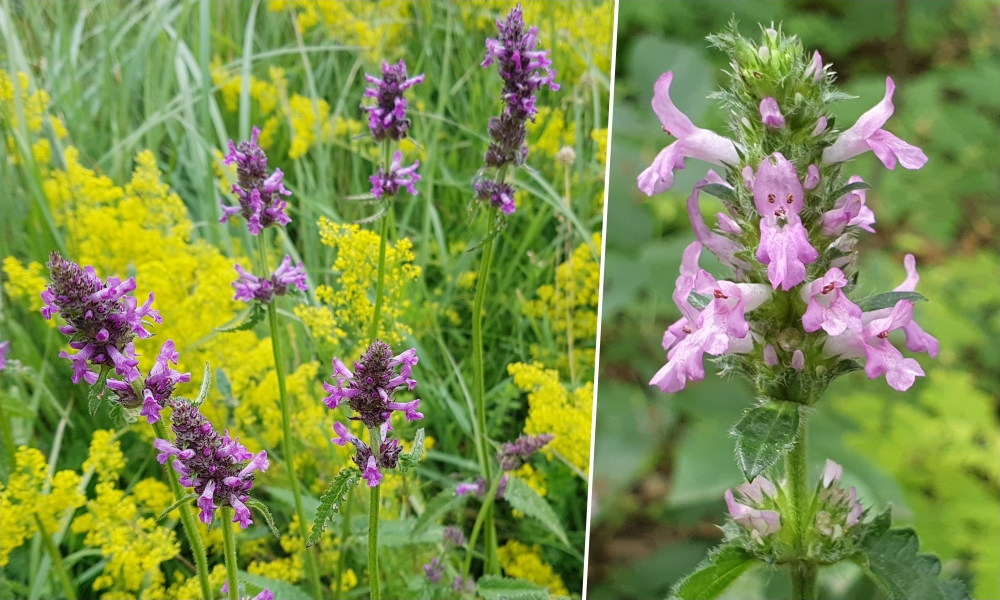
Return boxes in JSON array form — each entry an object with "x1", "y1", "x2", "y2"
[
  {"x1": 71, "y1": 431, "x2": 180, "y2": 598},
  {"x1": 0, "y1": 70, "x2": 68, "y2": 166},
  {"x1": 267, "y1": 1, "x2": 411, "y2": 61},
  {"x1": 2, "y1": 256, "x2": 48, "y2": 313},
  {"x1": 498, "y1": 540, "x2": 569, "y2": 597},
  {"x1": 522, "y1": 234, "x2": 601, "y2": 376},
  {"x1": 460, "y1": 1, "x2": 614, "y2": 83},
  {"x1": 591, "y1": 127, "x2": 609, "y2": 167},
  {"x1": 0, "y1": 446, "x2": 85, "y2": 567},
  {"x1": 528, "y1": 106, "x2": 576, "y2": 160},
  {"x1": 295, "y1": 218, "x2": 420, "y2": 357},
  {"x1": 507, "y1": 362, "x2": 593, "y2": 476}
]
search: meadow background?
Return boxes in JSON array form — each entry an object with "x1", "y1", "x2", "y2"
[
  {"x1": 0, "y1": 1, "x2": 611, "y2": 598},
  {"x1": 589, "y1": 1, "x2": 1000, "y2": 599}
]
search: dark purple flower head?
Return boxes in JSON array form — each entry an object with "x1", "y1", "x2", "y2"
[
  {"x1": 322, "y1": 340, "x2": 420, "y2": 428},
  {"x1": 155, "y1": 400, "x2": 269, "y2": 528},
  {"x1": 497, "y1": 433, "x2": 554, "y2": 471},
  {"x1": 363, "y1": 60, "x2": 424, "y2": 142},
  {"x1": 423, "y1": 557, "x2": 443, "y2": 584},
  {"x1": 473, "y1": 177, "x2": 516, "y2": 215},
  {"x1": 220, "y1": 126, "x2": 292, "y2": 235},
  {"x1": 479, "y1": 4, "x2": 559, "y2": 172},
  {"x1": 41, "y1": 252, "x2": 161, "y2": 385},
  {"x1": 330, "y1": 421, "x2": 404, "y2": 487},
  {"x1": 443, "y1": 526, "x2": 466, "y2": 546},
  {"x1": 370, "y1": 150, "x2": 421, "y2": 199},
  {"x1": 232, "y1": 255, "x2": 308, "y2": 304},
  {"x1": 106, "y1": 339, "x2": 191, "y2": 423}
]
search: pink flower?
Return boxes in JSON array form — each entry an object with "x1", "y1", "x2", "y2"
[
  {"x1": 752, "y1": 153, "x2": 819, "y2": 290},
  {"x1": 801, "y1": 268, "x2": 863, "y2": 336},
  {"x1": 804, "y1": 51, "x2": 825, "y2": 83},
  {"x1": 822, "y1": 459, "x2": 843, "y2": 488},
  {"x1": 725, "y1": 489, "x2": 781, "y2": 537},
  {"x1": 821, "y1": 175, "x2": 876, "y2": 236},
  {"x1": 686, "y1": 172, "x2": 752, "y2": 277},
  {"x1": 890, "y1": 254, "x2": 940, "y2": 357},
  {"x1": 637, "y1": 72, "x2": 739, "y2": 196},
  {"x1": 759, "y1": 97, "x2": 785, "y2": 128},
  {"x1": 822, "y1": 77, "x2": 928, "y2": 170}
]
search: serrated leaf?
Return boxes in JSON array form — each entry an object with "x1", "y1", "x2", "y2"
[
  {"x1": 399, "y1": 428, "x2": 426, "y2": 473},
  {"x1": 503, "y1": 476, "x2": 569, "y2": 547},
  {"x1": 830, "y1": 180, "x2": 871, "y2": 200},
  {"x1": 87, "y1": 370, "x2": 110, "y2": 416},
  {"x1": 670, "y1": 544, "x2": 758, "y2": 600},
  {"x1": 109, "y1": 402, "x2": 132, "y2": 428},
  {"x1": 855, "y1": 291, "x2": 927, "y2": 312},
  {"x1": 246, "y1": 497, "x2": 280, "y2": 538},
  {"x1": 476, "y1": 575, "x2": 548, "y2": 600},
  {"x1": 413, "y1": 487, "x2": 467, "y2": 537},
  {"x1": 193, "y1": 363, "x2": 212, "y2": 406},
  {"x1": 156, "y1": 493, "x2": 198, "y2": 522},
  {"x1": 307, "y1": 468, "x2": 359, "y2": 547},
  {"x1": 699, "y1": 182, "x2": 736, "y2": 202},
  {"x1": 854, "y1": 509, "x2": 970, "y2": 600},
  {"x1": 216, "y1": 304, "x2": 265, "y2": 333},
  {"x1": 731, "y1": 402, "x2": 800, "y2": 480}
]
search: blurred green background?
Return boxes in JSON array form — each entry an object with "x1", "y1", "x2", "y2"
[{"x1": 590, "y1": 1, "x2": 1000, "y2": 598}]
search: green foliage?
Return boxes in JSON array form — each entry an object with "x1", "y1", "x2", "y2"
[
  {"x1": 853, "y1": 291, "x2": 926, "y2": 312},
  {"x1": 670, "y1": 544, "x2": 758, "y2": 600},
  {"x1": 504, "y1": 474, "x2": 571, "y2": 548},
  {"x1": 852, "y1": 509, "x2": 970, "y2": 600},
  {"x1": 307, "y1": 467, "x2": 360, "y2": 548},
  {"x1": 476, "y1": 575, "x2": 549, "y2": 600},
  {"x1": 731, "y1": 402, "x2": 800, "y2": 480}
]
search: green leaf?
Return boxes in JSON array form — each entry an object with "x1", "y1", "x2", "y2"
[
  {"x1": 670, "y1": 544, "x2": 758, "y2": 600},
  {"x1": 731, "y1": 402, "x2": 800, "y2": 480},
  {"x1": 193, "y1": 362, "x2": 212, "y2": 406},
  {"x1": 412, "y1": 486, "x2": 466, "y2": 537},
  {"x1": 699, "y1": 182, "x2": 736, "y2": 203},
  {"x1": 87, "y1": 369, "x2": 110, "y2": 416},
  {"x1": 236, "y1": 571, "x2": 311, "y2": 600},
  {"x1": 503, "y1": 475, "x2": 570, "y2": 547},
  {"x1": 399, "y1": 427, "x2": 425, "y2": 472},
  {"x1": 306, "y1": 467, "x2": 359, "y2": 548},
  {"x1": 829, "y1": 179, "x2": 871, "y2": 200},
  {"x1": 855, "y1": 291, "x2": 927, "y2": 312},
  {"x1": 245, "y1": 497, "x2": 280, "y2": 538},
  {"x1": 476, "y1": 575, "x2": 549, "y2": 600},
  {"x1": 156, "y1": 493, "x2": 198, "y2": 522},
  {"x1": 854, "y1": 510, "x2": 970, "y2": 600},
  {"x1": 216, "y1": 304, "x2": 265, "y2": 333}
]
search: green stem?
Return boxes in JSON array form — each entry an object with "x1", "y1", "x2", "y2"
[
  {"x1": 152, "y1": 419, "x2": 213, "y2": 600},
  {"x1": 256, "y1": 237, "x2": 325, "y2": 600},
  {"x1": 221, "y1": 508, "x2": 239, "y2": 600},
  {"x1": 368, "y1": 206, "x2": 390, "y2": 341},
  {"x1": 461, "y1": 471, "x2": 505, "y2": 578},
  {"x1": 332, "y1": 489, "x2": 354, "y2": 600},
  {"x1": 368, "y1": 479, "x2": 381, "y2": 600},
  {"x1": 34, "y1": 515, "x2": 76, "y2": 600},
  {"x1": 471, "y1": 220, "x2": 499, "y2": 575},
  {"x1": 786, "y1": 411, "x2": 817, "y2": 600}
]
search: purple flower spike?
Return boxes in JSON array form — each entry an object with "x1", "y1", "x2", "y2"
[
  {"x1": 759, "y1": 97, "x2": 785, "y2": 129},
  {"x1": 323, "y1": 340, "x2": 421, "y2": 428},
  {"x1": 370, "y1": 150, "x2": 421, "y2": 199},
  {"x1": 362, "y1": 454, "x2": 382, "y2": 487},
  {"x1": 753, "y1": 153, "x2": 819, "y2": 290},
  {"x1": 107, "y1": 339, "x2": 190, "y2": 423},
  {"x1": 423, "y1": 557, "x2": 444, "y2": 583},
  {"x1": 220, "y1": 126, "x2": 292, "y2": 235},
  {"x1": 474, "y1": 177, "x2": 516, "y2": 215},
  {"x1": 801, "y1": 268, "x2": 863, "y2": 336},
  {"x1": 42, "y1": 252, "x2": 161, "y2": 385},
  {"x1": 497, "y1": 433, "x2": 554, "y2": 471},
  {"x1": 155, "y1": 400, "x2": 269, "y2": 528},
  {"x1": 638, "y1": 71, "x2": 740, "y2": 196},
  {"x1": 363, "y1": 60, "x2": 424, "y2": 142},
  {"x1": 232, "y1": 255, "x2": 307, "y2": 304},
  {"x1": 823, "y1": 77, "x2": 928, "y2": 170}
]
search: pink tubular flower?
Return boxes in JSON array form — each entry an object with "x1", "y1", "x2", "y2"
[
  {"x1": 822, "y1": 77, "x2": 928, "y2": 170},
  {"x1": 370, "y1": 150, "x2": 421, "y2": 199},
  {"x1": 232, "y1": 255, "x2": 308, "y2": 304},
  {"x1": 890, "y1": 254, "x2": 940, "y2": 357},
  {"x1": 686, "y1": 171, "x2": 752, "y2": 277},
  {"x1": 106, "y1": 339, "x2": 191, "y2": 424},
  {"x1": 637, "y1": 71, "x2": 740, "y2": 196},
  {"x1": 725, "y1": 488, "x2": 781, "y2": 537},
  {"x1": 759, "y1": 97, "x2": 785, "y2": 128},
  {"x1": 821, "y1": 175, "x2": 876, "y2": 236},
  {"x1": 753, "y1": 153, "x2": 819, "y2": 290},
  {"x1": 220, "y1": 126, "x2": 292, "y2": 235},
  {"x1": 822, "y1": 459, "x2": 843, "y2": 488},
  {"x1": 804, "y1": 51, "x2": 824, "y2": 83},
  {"x1": 650, "y1": 243, "x2": 770, "y2": 393},
  {"x1": 801, "y1": 268, "x2": 863, "y2": 336}
]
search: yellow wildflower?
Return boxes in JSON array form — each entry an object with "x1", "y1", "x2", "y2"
[
  {"x1": 268, "y1": 1, "x2": 412, "y2": 61},
  {"x1": 591, "y1": 127, "x2": 608, "y2": 166},
  {"x1": 287, "y1": 94, "x2": 330, "y2": 159},
  {"x1": 499, "y1": 540, "x2": 569, "y2": 597},
  {"x1": 2, "y1": 256, "x2": 48, "y2": 313},
  {"x1": 83, "y1": 429, "x2": 126, "y2": 482},
  {"x1": 528, "y1": 106, "x2": 576, "y2": 159}
]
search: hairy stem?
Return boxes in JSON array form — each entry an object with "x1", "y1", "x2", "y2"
[
  {"x1": 461, "y1": 470, "x2": 505, "y2": 579},
  {"x1": 151, "y1": 418, "x2": 213, "y2": 600},
  {"x1": 333, "y1": 490, "x2": 354, "y2": 600},
  {"x1": 221, "y1": 507, "x2": 239, "y2": 600},
  {"x1": 787, "y1": 411, "x2": 817, "y2": 600},
  {"x1": 369, "y1": 204, "x2": 390, "y2": 341},
  {"x1": 368, "y1": 480, "x2": 381, "y2": 600},
  {"x1": 257, "y1": 237, "x2": 325, "y2": 600},
  {"x1": 34, "y1": 515, "x2": 76, "y2": 600}
]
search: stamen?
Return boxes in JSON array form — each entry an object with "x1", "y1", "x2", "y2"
[
  {"x1": 786, "y1": 193, "x2": 794, "y2": 204},
  {"x1": 767, "y1": 193, "x2": 776, "y2": 204},
  {"x1": 713, "y1": 289, "x2": 728, "y2": 299},
  {"x1": 821, "y1": 283, "x2": 836, "y2": 294}
]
